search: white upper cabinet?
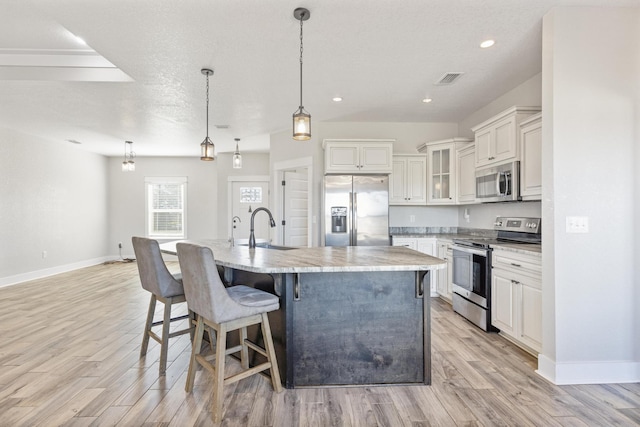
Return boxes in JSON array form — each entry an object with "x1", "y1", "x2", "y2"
[
  {"x1": 472, "y1": 106, "x2": 541, "y2": 168},
  {"x1": 456, "y1": 144, "x2": 476, "y2": 204},
  {"x1": 519, "y1": 113, "x2": 542, "y2": 200},
  {"x1": 323, "y1": 139, "x2": 394, "y2": 174},
  {"x1": 417, "y1": 137, "x2": 473, "y2": 205},
  {"x1": 389, "y1": 155, "x2": 427, "y2": 205}
]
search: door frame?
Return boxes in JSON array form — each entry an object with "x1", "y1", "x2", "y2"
[
  {"x1": 227, "y1": 175, "x2": 270, "y2": 240},
  {"x1": 272, "y1": 157, "x2": 313, "y2": 247}
]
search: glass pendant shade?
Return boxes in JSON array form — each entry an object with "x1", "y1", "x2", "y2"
[
  {"x1": 122, "y1": 140, "x2": 135, "y2": 172},
  {"x1": 200, "y1": 136, "x2": 215, "y2": 161},
  {"x1": 232, "y1": 139, "x2": 242, "y2": 169},
  {"x1": 293, "y1": 107, "x2": 311, "y2": 141}
]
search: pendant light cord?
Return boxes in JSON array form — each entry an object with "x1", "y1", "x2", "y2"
[
  {"x1": 299, "y1": 11, "x2": 304, "y2": 108},
  {"x1": 205, "y1": 72, "x2": 210, "y2": 138}
]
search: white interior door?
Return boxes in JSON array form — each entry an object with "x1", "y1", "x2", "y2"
[
  {"x1": 282, "y1": 170, "x2": 309, "y2": 247},
  {"x1": 230, "y1": 180, "x2": 270, "y2": 242}
]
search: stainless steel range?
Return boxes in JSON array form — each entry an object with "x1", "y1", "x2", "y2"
[{"x1": 451, "y1": 217, "x2": 541, "y2": 331}]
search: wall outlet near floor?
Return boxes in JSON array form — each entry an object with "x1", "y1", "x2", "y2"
[
  {"x1": 42, "y1": 250, "x2": 47, "y2": 259},
  {"x1": 566, "y1": 216, "x2": 589, "y2": 233},
  {"x1": 410, "y1": 215, "x2": 416, "y2": 223},
  {"x1": 118, "y1": 242, "x2": 122, "y2": 249}
]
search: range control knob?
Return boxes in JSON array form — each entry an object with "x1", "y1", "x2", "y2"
[{"x1": 494, "y1": 221, "x2": 503, "y2": 227}]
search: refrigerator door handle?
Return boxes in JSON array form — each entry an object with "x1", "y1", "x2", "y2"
[{"x1": 352, "y1": 192, "x2": 358, "y2": 246}]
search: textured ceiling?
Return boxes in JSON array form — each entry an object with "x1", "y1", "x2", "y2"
[{"x1": 0, "y1": 0, "x2": 638, "y2": 157}]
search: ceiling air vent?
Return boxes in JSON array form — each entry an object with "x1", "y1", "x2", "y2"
[{"x1": 435, "y1": 72, "x2": 464, "y2": 85}]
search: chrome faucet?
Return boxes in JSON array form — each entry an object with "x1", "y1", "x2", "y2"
[
  {"x1": 230, "y1": 216, "x2": 241, "y2": 247},
  {"x1": 249, "y1": 207, "x2": 276, "y2": 248}
]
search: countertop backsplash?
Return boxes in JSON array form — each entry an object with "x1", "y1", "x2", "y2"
[{"x1": 390, "y1": 227, "x2": 497, "y2": 238}]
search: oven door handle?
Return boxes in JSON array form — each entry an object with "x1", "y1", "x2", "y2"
[{"x1": 452, "y1": 245, "x2": 489, "y2": 256}]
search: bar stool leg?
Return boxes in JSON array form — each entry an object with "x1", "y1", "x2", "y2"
[
  {"x1": 140, "y1": 294, "x2": 157, "y2": 357},
  {"x1": 186, "y1": 316, "x2": 205, "y2": 393},
  {"x1": 159, "y1": 298, "x2": 173, "y2": 375},
  {"x1": 212, "y1": 323, "x2": 227, "y2": 423},
  {"x1": 261, "y1": 313, "x2": 282, "y2": 392},
  {"x1": 239, "y1": 327, "x2": 249, "y2": 369}
]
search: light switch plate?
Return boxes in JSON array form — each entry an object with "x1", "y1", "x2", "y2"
[{"x1": 566, "y1": 216, "x2": 589, "y2": 233}]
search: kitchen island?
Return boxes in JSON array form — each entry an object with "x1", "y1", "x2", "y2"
[{"x1": 160, "y1": 240, "x2": 445, "y2": 388}]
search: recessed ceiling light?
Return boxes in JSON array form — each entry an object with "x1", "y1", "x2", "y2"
[
  {"x1": 480, "y1": 39, "x2": 495, "y2": 48},
  {"x1": 332, "y1": 97, "x2": 343, "y2": 102},
  {"x1": 215, "y1": 124, "x2": 230, "y2": 129},
  {"x1": 422, "y1": 98, "x2": 432, "y2": 103}
]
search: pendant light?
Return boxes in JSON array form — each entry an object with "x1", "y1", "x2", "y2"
[
  {"x1": 292, "y1": 7, "x2": 311, "y2": 141},
  {"x1": 232, "y1": 138, "x2": 242, "y2": 169},
  {"x1": 200, "y1": 68, "x2": 215, "y2": 160},
  {"x1": 121, "y1": 140, "x2": 135, "y2": 172}
]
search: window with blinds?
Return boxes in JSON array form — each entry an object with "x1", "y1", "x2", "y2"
[{"x1": 145, "y1": 177, "x2": 187, "y2": 238}]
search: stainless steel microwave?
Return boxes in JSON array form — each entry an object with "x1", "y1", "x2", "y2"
[{"x1": 475, "y1": 161, "x2": 520, "y2": 202}]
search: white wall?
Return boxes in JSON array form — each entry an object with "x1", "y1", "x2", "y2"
[
  {"x1": 0, "y1": 128, "x2": 109, "y2": 286},
  {"x1": 458, "y1": 73, "x2": 542, "y2": 137},
  {"x1": 538, "y1": 7, "x2": 639, "y2": 384},
  {"x1": 319, "y1": 122, "x2": 459, "y2": 154},
  {"x1": 108, "y1": 156, "x2": 218, "y2": 258}
]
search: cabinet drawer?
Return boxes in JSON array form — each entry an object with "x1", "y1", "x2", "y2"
[{"x1": 492, "y1": 249, "x2": 541, "y2": 277}]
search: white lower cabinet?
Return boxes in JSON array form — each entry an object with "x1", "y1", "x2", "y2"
[
  {"x1": 436, "y1": 241, "x2": 453, "y2": 302},
  {"x1": 491, "y1": 248, "x2": 542, "y2": 355},
  {"x1": 392, "y1": 237, "x2": 437, "y2": 296}
]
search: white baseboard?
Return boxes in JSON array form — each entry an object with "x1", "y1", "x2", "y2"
[
  {"x1": 537, "y1": 354, "x2": 640, "y2": 384},
  {"x1": 0, "y1": 256, "x2": 119, "y2": 288}
]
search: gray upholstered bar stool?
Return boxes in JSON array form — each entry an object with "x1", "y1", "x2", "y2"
[
  {"x1": 132, "y1": 236, "x2": 194, "y2": 376},
  {"x1": 176, "y1": 242, "x2": 282, "y2": 423}
]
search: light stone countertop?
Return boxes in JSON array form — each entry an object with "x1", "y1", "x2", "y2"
[
  {"x1": 391, "y1": 233, "x2": 542, "y2": 256},
  {"x1": 160, "y1": 239, "x2": 446, "y2": 274}
]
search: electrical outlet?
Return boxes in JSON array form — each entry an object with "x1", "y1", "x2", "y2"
[
  {"x1": 566, "y1": 216, "x2": 589, "y2": 233},
  {"x1": 410, "y1": 215, "x2": 416, "y2": 223},
  {"x1": 42, "y1": 250, "x2": 47, "y2": 258},
  {"x1": 118, "y1": 242, "x2": 122, "y2": 249}
]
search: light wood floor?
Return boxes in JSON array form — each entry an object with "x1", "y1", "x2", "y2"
[{"x1": 1, "y1": 262, "x2": 639, "y2": 427}]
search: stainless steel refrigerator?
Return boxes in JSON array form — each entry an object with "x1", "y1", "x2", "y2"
[{"x1": 324, "y1": 175, "x2": 390, "y2": 246}]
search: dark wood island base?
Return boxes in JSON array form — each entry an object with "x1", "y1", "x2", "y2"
[{"x1": 160, "y1": 241, "x2": 443, "y2": 389}]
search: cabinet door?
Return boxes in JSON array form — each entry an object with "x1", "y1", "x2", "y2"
[
  {"x1": 492, "y1": 115, "x2": 518, "y2": 164},
  {"x1": 389, "y1": 158, "x2": 407, "y2": 205},
  {"x1": 436, "y1": 242, "x2": 451, "y2": 301},
  {"x1": 519, "y1": 280, "x2": 542, "y2": 352},
  {"x1": 491, "y1": 271, "x2": 515, "y2": 335},
  {"x1": 520, "y1": 119, "x2": 542, "y2": 200},
  {"x1": 406, "y1": 157, "x2": 427, "y2": 204},
  {"x1": 445, "y1": 249, "x2": 453, "y2": 300},
  {"x1": 417, "y1": 239, "x2": 437, "y2": 297},
  {"x1": 456, "y1": 146, "x2": 476, "y2": 204},
  {"x1": 360, "y1": 144, "x2": 393, "y2": 173},
  {"x1": 475, "y1": 128, "x2": 492, "y2": 167},
  {"x1": 325, "y1": 144, "x2": 359, "y2": 173},
  {"x1": 417, "y1": 239, "x2": 436, "y2": 256},
  {"x1": 427, "y1": 145, "x2": 455, "y2": 205}
]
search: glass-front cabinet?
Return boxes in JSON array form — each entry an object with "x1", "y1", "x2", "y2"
[{"x1": 418, "y1": 137, "x2": 472, "y2": 205}]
